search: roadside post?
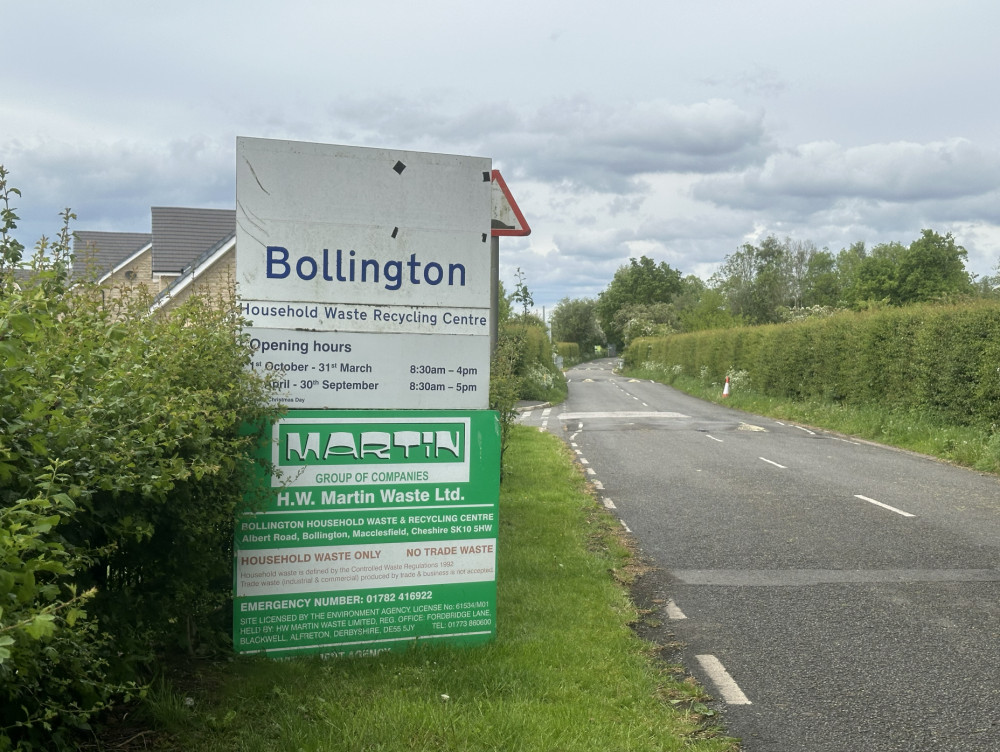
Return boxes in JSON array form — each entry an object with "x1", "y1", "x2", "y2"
[{"x1": 232, "y1": 138, "x2": 525, "y2": 657}]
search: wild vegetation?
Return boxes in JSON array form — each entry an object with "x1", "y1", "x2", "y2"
[
  {"x1": 489, "y1": 270, "x2": 567, "y2": 468},
  {"x1": 0, "y1": 167, "x2": 280, "y2": 750},
  {"x1": 552, "y1": 230, "x2": 1000, "y2": 353}
]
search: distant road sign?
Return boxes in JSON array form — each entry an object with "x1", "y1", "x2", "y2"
[{"x1": 491, "y1": 170, "x2": 530, "y2": 236}]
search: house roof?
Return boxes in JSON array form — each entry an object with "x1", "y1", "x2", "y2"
[
  {"x1": 73, "y1": 231, "x2": 152, "y2": 278},
  {"x1": 151, "y1": 207, "x2": 236, "y2": 274}
]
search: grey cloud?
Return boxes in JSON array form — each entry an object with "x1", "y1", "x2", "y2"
[
  {"x1": 4, "y1": 136, "x2": 234, "y2": 241},
  {"x1": 692, "y1": 138, "x2": 1000, "y2": 212},
  {"x1": 327, "y1": 96, "x2": 772, "y2": 195}
]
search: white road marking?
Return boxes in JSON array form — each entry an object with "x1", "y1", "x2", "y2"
[
  {"x1": 620, "y1": 519, "x2": 631, "y2": 533},
  {"x1": 561, "y1": 411, "x2": 688, "y2": 420},
  {"x1": 664, "y1": 599, "x2": 687, "y2": 620},
  {"x1": 759, "y1": 457, "x2": 787, "y2": 469},
  {"x1": 854, "y1": 494, "x2": 915, "y2": 518},
  {"x1": 579, "y1": 457, "x2": 589, "y2": 465},
  {"x1": 795, "y1": 425, "x2": 816, "y2": 435},
  {"x1": 695, "y1": 655, "x2": 752, "y2": 705},
  {"x1": 603, "y1": 498, "x2": 616, "y2": 510},
  {"x1": 706, "y1": 435, "x2": 723, "y2": 443},
  {"x1": 586, "y1": 467, "x2": 596, "y2": 476},
  {"x1": 592, "y1": 480, "x2": 604, "y2": 490}
]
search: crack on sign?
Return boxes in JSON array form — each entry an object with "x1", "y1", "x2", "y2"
[
  {"x1": 236, "y1": 202, "x2": 268, "y2": 249},
  {"x1": 242, "y1": 157, "x2": 269, "y2": 194}
]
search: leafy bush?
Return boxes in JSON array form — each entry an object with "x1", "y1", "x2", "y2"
[
  {"x1": 555, "y1": 341, "x2": 581, "y2": 367},
  {"x1": 0, "y1": 167, "x2": 279, "y2": 749},
  {"x1": 625, "y1": 300, "x2": 1000, "y2": 430}
]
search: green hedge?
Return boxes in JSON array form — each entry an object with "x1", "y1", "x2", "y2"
[
  {"x1": 555, "y1": 341, "x2": 581, "y2": 367},
  {"x1": 1, "y1": 260, "x2": 278, "y2": 749},
  {"x1": 625, "y1": 301, "x2": 1000, "y2": 428}
]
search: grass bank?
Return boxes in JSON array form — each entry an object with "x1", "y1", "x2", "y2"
[
  {"x1": 119, "y1": 426, "x2": 736, "y2": 752},
  {"x1": 627, "y1": 364, "x2": 1000, "y2": 476}
]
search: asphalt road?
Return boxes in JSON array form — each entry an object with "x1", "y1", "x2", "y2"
[{"x1": 518, "y1": 358, "x2": 1000, "y2": 751}]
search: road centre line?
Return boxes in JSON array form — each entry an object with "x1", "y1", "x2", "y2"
[
  {"x1": 695, "y1": 655, "x2": 752, "y2": 705},
  {"x1": 560, "y1": 411, "x2": 689, "y2": 420},
  {"x1": 854, "y1": 494, "x2": 915, "y2": 517},
  {"x1": 759, "y1": 457, "x2": 787, "y2": 469},
  {"x1": 664, "y1": 599, "x2": 687, "y2": 620}
]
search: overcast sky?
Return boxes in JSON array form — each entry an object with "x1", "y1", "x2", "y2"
[{"x1": 5, "y1": 1, "x2": 1000, "y2": 312}]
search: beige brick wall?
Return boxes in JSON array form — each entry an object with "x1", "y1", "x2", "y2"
[
  {"x1": 157, "y1": 249, "x2": 236, "y2": 313},
  {"x1": 98, "y1": 249, "x2": 155, "y2": 303}
]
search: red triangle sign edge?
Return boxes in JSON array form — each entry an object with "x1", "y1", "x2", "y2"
[{"x1": 491, "y1": 169, "x2": 531, "y2": 237}]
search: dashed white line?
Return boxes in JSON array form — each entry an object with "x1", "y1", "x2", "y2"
[
  {"x1": 603, "y1": 498, "x2": 617, "y2": 510},
  {"x1": 706, "y1": 435, "x2": 723, "y2": 443},
  {"x1": 695, "y1": 655, "x2": 752, "y2": 705},
  {"x1": 664, "y1": 599, "x2": 687, "y2": 620},
  {"x1": 592, "y1": 480, "x2": 604, "y2": 490},
  {"x1": 579, "y1": 457, "x2": 590, "y2": 465},
  {"x1": 619, "y1": 519, "x2": 631, "y2": 533},
  {"x1": 585, "y1": 467, "x2": 596, "y2": 476},
  {"x1": 759, "y1": 457, "x2": 787, "y2": 469},
  {"x1": 794, "y1": 425, "x2": 816, "y2": 435},
  {"x1": 854, "y1": 494, "x2": 915, "y2": 518}
]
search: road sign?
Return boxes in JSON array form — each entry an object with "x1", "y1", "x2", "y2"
[
  {"x1": 233, "y1": 410, "x2": 500, "y2": 657},
  {"x1": 236, "y1": 138, "x2": 493, "y2": 410},
  {"x1": 491, "y1": 170, "x2": 531, "y2": 236}
]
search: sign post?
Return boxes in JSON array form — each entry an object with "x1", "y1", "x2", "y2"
[{"x1": 234, "y1": 138, "x2": 500, "y2": 656}]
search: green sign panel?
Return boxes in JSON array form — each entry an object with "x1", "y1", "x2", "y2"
[{"x1": 234, "y1": 409, "x2": 500, "y2": 657}]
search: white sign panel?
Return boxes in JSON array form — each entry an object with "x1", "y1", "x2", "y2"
[
  {"x1": 235, "y1": 138, "x2": 493, "y2": 409},
  {"x1": 248, "y1": 327, "x2": 490, "y2": 409}
]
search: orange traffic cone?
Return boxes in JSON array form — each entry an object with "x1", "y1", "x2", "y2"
[{"x1": 722, "y1": 376, "x2": 730, "y2": 397}]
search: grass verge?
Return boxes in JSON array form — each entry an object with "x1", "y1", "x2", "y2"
[
  {"x1": 122, "y1": 426, "x2": 737, "y2": 752},
  {"x1": 628, "y1": 365, "x2": 1000, "y2": 476}
]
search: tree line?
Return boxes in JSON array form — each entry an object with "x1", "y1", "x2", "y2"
[{"x1": 550, "y1": 230, "x2": 1000, "y2": 351}]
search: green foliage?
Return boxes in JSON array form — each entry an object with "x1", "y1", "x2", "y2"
[
  {"x1": 596, "y1": 256, "x2": 682, "y2": 347},
  {"x1": 555, "y1": 341, "x2": 581, "y2": 367},
  {"x1": 510, "y1": 267, "x2": 534, "y2": 320},
  {"x1": 625, "y1": 299, "x2": 1000, "y2": 432},
  {"x1": 0, "y1": 167, "x2": 280, "y2": 750},
  {"x1": 549, "y1": 297, "x2": 604, "y2": 354}
]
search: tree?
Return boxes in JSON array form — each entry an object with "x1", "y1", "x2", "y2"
[
  {"x1": 801, "y1": 248, "x2": 840, "y2": 307},
  {"x1": 549, "y1": 297, "x2": 605, "y2": 354},
  {"x1": 510, "y1": 267, "x2": 534, "y2": 320},
  {"x1": 712, "y1": 236, "x2": 792, "y2": 325},
  {"x1": 596, "y1": 256, "x2": 683, "y2": 346},
  {"x1": 896, "y1": 229, "x2": 971, "y2": 303}
]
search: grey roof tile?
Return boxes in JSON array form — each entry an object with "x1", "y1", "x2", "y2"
[{"x1": 151, "y1": 207, "x2": 235, "y2": 273}]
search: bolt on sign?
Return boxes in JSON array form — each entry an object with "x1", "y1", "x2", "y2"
[
  {"x1": 233, "y1": 138, "x2": 501, "y2": 658},
  {"x1": 234, "y1": 411, "x2": 500, "y2": 656}
]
